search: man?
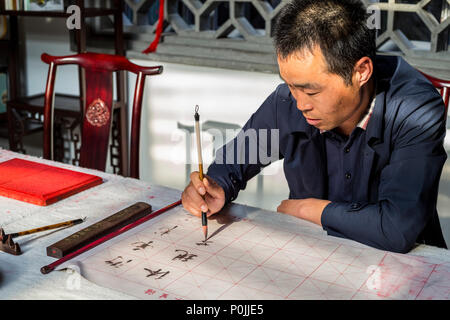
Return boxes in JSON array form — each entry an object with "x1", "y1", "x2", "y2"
[{"x1": 181, "y1": 0, "x2": 448, "y2": 253}]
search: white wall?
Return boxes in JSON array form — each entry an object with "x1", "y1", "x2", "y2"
[
  {"x1": 128, "y1": 59, "x2": 290, "y2": 210},
  {"x1": 23, "y1": 17, "x2": 79, "y2": 96},
  {"x1": 21, "y1": 16, "x2": 291, "y2": 211}
]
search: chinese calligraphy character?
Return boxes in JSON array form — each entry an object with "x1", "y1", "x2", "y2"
[
  {"x1": 132, "y1": 240, "x2": 154, "y2": 251},
  {"x1": 144, "y1": 268, "x2": 170, "y2": 279},
  {"x1": 196, "y1": 240, "x2": 213, "y2": 246},
  {"x1": 105, "y1": 256, "x2": 132, "y2": 268},
  {"x1": 160, "y1": 226, "x2": 178, "y2": 236},
  {"x1": 172, "y1": 249, "x2": 197, "y2": 262}
]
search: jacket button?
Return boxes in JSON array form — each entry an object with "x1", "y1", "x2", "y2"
[
  {"x1": 229, "y1": 173, "x2": 238, "y2": 185},
  {"x1": 345, "y1": 172, "x2": 351, "y2": 179},
  {"x1": 344, "y1": 147, "x2": 350, "y2": 153}
]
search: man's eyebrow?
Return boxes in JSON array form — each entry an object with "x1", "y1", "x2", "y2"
[
  {"x1": 278, "y1": 72, "x2": 322, "y2": 90},
  {"x1": 278, "y1": 73, "x2": 322, "y2": 90},
  {"x1": 291, "y1": 83, "x2": 322, "y2": 90}
]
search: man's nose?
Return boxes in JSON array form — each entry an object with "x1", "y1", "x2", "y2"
[
  {"x1": 296, "y1": 101, "x2": 313, "y2": 112},
  {"x1": 294, "y1": 92, "x2": 314, "y2": 112}
]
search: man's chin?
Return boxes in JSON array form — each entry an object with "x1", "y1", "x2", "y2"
[{"x1": 315, "y1": 123, "x2": 335, "y2": 132}]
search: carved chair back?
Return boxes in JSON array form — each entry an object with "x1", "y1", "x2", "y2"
[{"x1": 41, "y1": 52, "x2": 163, "y2": 178}]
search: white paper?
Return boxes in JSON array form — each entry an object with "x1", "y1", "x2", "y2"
[
  {"x1": 60, "y1": 198, "x2": 450, "y2": 300},
  {"x1": 1, "y1": 148, "x2": 448, "y2": 300}
]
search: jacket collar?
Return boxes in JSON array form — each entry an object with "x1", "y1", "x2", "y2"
[
  {"x1": 365, "y1": 55, "x2": 398, "y2": 145},
  {"x1": 364, "y1": 83, "x2": 385, "y2": 145}
]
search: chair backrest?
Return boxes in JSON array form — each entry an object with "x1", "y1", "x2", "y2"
[
  {"x1": 41, "y1": 52, "x2": 163, "y2": 179},
  {"x1": 419, "y1": 71, "x2": 450, "y2": 117}
]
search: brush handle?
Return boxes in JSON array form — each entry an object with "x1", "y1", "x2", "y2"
[
  {"x1": 10, "y1": 218, "x2": 84, "y2": 239},
  {"x1": 194, "y1": 107, "x2": 208, "y2": 235}
]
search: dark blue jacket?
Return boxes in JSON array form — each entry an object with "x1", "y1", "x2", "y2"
[{"x1": 207, "y1": 55, "x2": 448, "y2": 253}]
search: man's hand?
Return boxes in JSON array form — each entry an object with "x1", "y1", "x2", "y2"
[
  {"x1": 277, "y1": 198, "x2": 331, "y2": 226},
  {"x1": 181, "y1": 171, "x2": 226, "y2": 218}
]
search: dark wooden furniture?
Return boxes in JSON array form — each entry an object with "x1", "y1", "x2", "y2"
[
  {"x1": 1, "y1": 1, "x2": 133, "y2": 175},
  {"x1": 0, "y1": 66, "x2": 9, "y2": 136},
  {"x1": 42, "y1": 52, "x2": 163, "y2": 179},
  {"x1": 0, "y1": 14, "x2": 18, "y2": 138}
]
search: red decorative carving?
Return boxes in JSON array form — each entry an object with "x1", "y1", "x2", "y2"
[{"x1": 86, "y1": 99, "x2": 110, "y2": 127}]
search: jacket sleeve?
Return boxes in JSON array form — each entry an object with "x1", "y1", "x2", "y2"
[
  {"x1": 321, "y1": 92, "x2": 447, "y2": 253},
  {"x1": 206, "y1": 85, "x2": 283, "y2": 204}
]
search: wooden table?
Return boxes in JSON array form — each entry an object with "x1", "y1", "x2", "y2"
[{"x1": 1, "y1": 148, "x2": 449, "y2": 300}]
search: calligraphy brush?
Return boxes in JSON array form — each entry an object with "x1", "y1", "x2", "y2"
[
  {"x1": 194, "y1": 105, "x2": 208, "y2": 241},
  {"x1": 0, "y1": 217, "x2": 85, "y2": 241}
]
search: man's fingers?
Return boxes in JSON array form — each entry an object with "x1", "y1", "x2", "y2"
[
  {"x1": 185, "y1": 197, "x2": 214, "y2": 218},
  {"x1": 182, "y1": 191, "x2": 204, "y2": 217},
  {"x1": 182, "y1": 191, "x2": 202, "y2": 217},
  {"x1": 203, "y1": 177, "x2": 223, "y2": 198},
  {"x1": 181, "y1": 191, "x2": 196, "y2": 216},
  {"x1": 190, "y1": 171, "x2": 206, "y2": 195},
  {"x1": 186, "y1": 203, "x2": 201, "y2": 217},
  {"x1": 183, "y1": 172, "x2": 226, "y2": 219},
  {"x1": 277, "y1": 200, "x2": 288, "y2": 212},
  {"x1": 185, "y1": 186, "x2": 209, "y2": 213}
]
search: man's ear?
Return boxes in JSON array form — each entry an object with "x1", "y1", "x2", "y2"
[{"x1": 353, "y1": 57, "x2": 373, "y2": 88}]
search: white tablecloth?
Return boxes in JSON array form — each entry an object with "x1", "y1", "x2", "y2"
[
  {"x1": 1, "y1": 148, "x2": 449, "y2": 299},
  {"x1": 0, "y1": 149, "x2": 181, "y2": 299}
]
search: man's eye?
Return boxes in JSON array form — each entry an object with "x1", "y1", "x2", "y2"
[{"x1": 307, "y1": 92, "x2": 319, "y2": 96}]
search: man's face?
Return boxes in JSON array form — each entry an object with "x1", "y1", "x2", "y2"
[{"x1": 278, "y1": 46, "x2": 363, "y2": 133}]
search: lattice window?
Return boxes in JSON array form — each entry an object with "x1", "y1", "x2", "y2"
[
  {"x1": 124, "y1": 0, "x2": 286, "y2": 41},
  {"x1": 366, "y1": 0, "x2": 449, "y2": 54},
  {"x1": 119, "y1": 0, "x2": 450, "y2": 75}
]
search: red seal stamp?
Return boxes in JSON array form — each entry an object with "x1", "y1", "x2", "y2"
[{"x1": 86, "y1": 98, "x2": 110, "y2": 127}]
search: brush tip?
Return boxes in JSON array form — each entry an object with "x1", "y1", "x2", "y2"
[{"x1": 202, "y1": 226, "x2": 208, "y2": 241}]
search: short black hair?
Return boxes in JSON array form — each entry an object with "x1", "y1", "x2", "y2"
[{"x1": 273, "y1": 0, "x2": 376, "y2": 85}]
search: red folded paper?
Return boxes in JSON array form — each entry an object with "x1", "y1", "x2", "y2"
[{"x1": 0, "y1": 158, "x2": 103, "y2": 206}]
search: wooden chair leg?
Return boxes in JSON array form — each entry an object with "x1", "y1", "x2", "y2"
[
  {"x1": 53, "y1": 118, "x2": 64, "y2": 162},
  {"x1": 118, "y1": 104, "x2": 129, "y2": 177},
  {"x1": 110, "y1": 109, "x2": 121, "y2": 175},
  {"x1": 6, "y1": 104, "x2": 18, "y2": 151}
]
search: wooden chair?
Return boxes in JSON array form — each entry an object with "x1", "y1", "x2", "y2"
[
  {"x1": 41, "y1": 52, "x2": 163, "y2": 179},
  {"x1": 419, "y1": 71, "x2": 450, "y2": 117}
]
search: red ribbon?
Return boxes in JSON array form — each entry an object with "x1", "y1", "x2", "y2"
[{"x1": 142, "y1": 0, "x2": 165, "y2": 54}]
